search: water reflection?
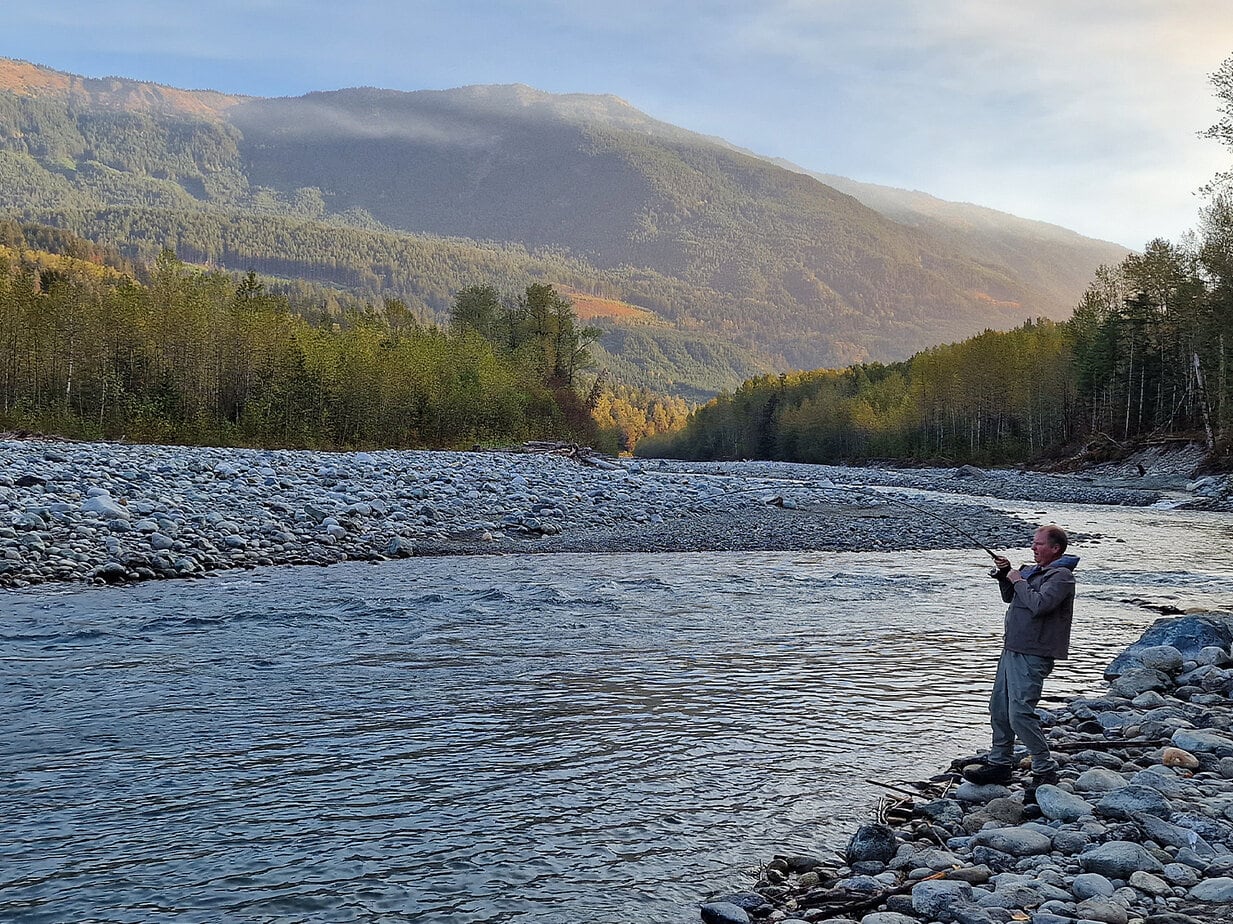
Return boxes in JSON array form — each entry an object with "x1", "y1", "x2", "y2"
[{"x1": 2, "y1": 504, "x2": 1232, "y2": 923}]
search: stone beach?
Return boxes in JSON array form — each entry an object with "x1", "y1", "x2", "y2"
[
  {"x1": 4, "y1": 437, "x2": 1219, "y2": 589},
  {"x1": 700, "y1": 614, "x2": 1233, "y2": 924}
]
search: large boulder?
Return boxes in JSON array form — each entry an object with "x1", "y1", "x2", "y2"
[
  {"x1": 1035, "y1": 784, "x2": 1095, "y2": 822},
  {"x1": 846, "y1": 823, "x2": 898, "y2": 864},
  {"x1": 970, "y1": 826, "x2": 1053, "y2": 856},
  {"x1": 80, "y1": 492, "x2": 130, "y2": 520},
  {"x1": 699, "y1": 902, "x2": 749, "y2": 924},
  {"x1": 782, "y1": 854, "x2": 823, "y2": 874},
  {"x1": 1137, "y1": 813, "x2": 1217, "y2": 854},
  {"x1": 1137, "y1": 645, "x2": 1186, "y2": 674},
  {"x1": 918, "y1": 799, "x2": 965, "y2": 826},
  {"x1": 1172, "y1": 811, "x2": 1233, "y2": 844},
  {"x1": 1072, "y1": 872, "x2": 1116, "y2": 899},
  {"x1": 1106, "y1": 615, "x2": 1233, "y2": 679},
  {"x1": 1110, "y1": 667, "x2": 1173, "y2": 697},
  {"x1": 911, "y1": 879, "x2": 973, "y2": 919},
  {"x1": 1095, "y1": 784, "x2": 1172, "y2": 820},
  {"x1": 1079, "y1": 840, "x2": 1164, "y2": 877},
  {"x1": 1189, "y1": 877, "x2": 1233, "y2": 901},
  {"x1": 954, "y1": 781, "x2": 1013, "y2": 803},
  {"x1": 1160, "y1": 748, "x2": 1202, "y2": 771},
  {"x1": 1129, "y1": 870, "x2": 1172, "y2": 896},
  {"x1": 711, "y1": 893, "x2": 770, "y2": 915},
  {"x1": 1172, "y1": 727, "x2": 1233, "y2": 758},
  {"x1": 889, "y1": 845, "x2": 963, "y2": 872},
  {"x1": 1074, "y1": 767, "x2": 1130, "y2": 793},
  {"x1": 1130, "y1": 767, "x2": 1193, "y2": 797},
  {"x1": 1076, "y1": 896, "x2": 1129, "y2": 924}
]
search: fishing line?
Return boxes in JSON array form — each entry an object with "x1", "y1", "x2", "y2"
[
  {"x1": 858, "y1": 489, "x2": 1001, "y2": 559},
  {"x1": 691, "y1": 476, "x2": 1002, "y2": 559}
]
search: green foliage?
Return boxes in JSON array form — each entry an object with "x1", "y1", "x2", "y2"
[
  {"x1": 645, "y1": 208, "x2": 1233, "y2": 465},
  {"x1": 1068, "y1": 233, "x2": 1229, "y2": 448},
  {"x1": 0, "y1": 226, "x2": 603, "y2": 449},
  {"x1": 588, "y1": 322, "x2": 772, "y2": 402},
  {"x1": 4, "y1": 204, "x2": 767, "y2": 395},
  {"x1": 640, "y1": 320, "x2": 1078, "y2": 464},
  {"x1": 450, "y1": 284, "x2": 503, "y2": 340},
  {"x1": 450, "y1": 281, "x2": 601, "y2": 387},
  {"x1": 589, "y1": 378, "x2": 690, "y2": 453}
]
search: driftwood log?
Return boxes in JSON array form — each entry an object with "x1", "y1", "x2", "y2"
[
  {"x1": 503, "y1": 441, "x2": 620, "y2": 468},
  {"x1": 1049, "y1": 736, "x2": 1169, "y2": 751},
  {"x1": 799, "y1": 868, "x2": 957, "y2": 916}
]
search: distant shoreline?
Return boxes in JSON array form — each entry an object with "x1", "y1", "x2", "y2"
[{"x1": 0, "y1": 437, "x2": 1222, "y2": 590}]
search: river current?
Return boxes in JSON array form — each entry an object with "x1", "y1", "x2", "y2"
[{"x1": 3, "y1": 498, "x2": 1233, "y2": 923}]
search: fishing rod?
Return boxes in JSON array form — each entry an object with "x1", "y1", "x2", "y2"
[{"x1": 858, "y1": 488, "x2": 1001, "y2": 560}]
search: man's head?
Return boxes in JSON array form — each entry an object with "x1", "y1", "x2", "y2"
[{"x1": 1031, "y1": 525, "x2": 1068, "y2": 566}]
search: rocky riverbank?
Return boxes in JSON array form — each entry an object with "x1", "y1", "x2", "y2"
[
  {"x1": 4, "y1": 437, "x2": 1211, "y2": 588},
  {"x1": 701, "y1": 613, "x2": 1233, "y2": 924}
]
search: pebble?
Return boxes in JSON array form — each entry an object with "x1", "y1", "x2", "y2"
[{"x1": 0, "y1": 441, "x2": 1062, "y2": 587}]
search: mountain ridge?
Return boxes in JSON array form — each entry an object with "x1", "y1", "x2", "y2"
[
  {"x1": 0, "y1": 57, "x2": 247, "y2": 117},
  {"x1": 0, "y1": 57, "x2": 1130, "y2": 391}
]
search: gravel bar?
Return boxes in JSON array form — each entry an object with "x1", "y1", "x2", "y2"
[{"x1": 0, "y1": 439, "x2": 1227, "y2": 588}]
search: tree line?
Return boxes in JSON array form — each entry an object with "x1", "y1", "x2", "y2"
[
  {"x1": 447, "y1": 283, "x2": 690, "y2": 450},
  {"x1": 6, "y1": 205, "x2": 766, "y2": 398},
  {"x1": 639, "y1": 56, "x2": 1233, "y2": 467},
  {"x1": 638, "y1": 215, "x2": 1233, "y2": 465},
  {"x1": 0, "y1": 231, "x2": 615, "y2": 449}
]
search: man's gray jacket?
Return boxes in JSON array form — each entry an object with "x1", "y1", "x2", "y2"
[{"x1": 995, "y1": 554, "x2": 1079, "y2": 659}]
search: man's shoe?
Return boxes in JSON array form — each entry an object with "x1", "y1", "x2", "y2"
[
  {"x1": 1029, "y1": 768, "x2": 1059, "y2": 788},
  {"x1": 962, "y1": 762, "x2": 1013, "y2": 784},
  {"x1": 950, "y1": 752, "x2": 994, "y2": 772},
  {"x1": 1023, "y1": 768, "x2": 1059, "y2": 805}
]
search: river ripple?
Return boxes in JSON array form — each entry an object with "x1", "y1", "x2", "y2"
[{"x1": 3, "y1": 504, "x2": 1233, "y2": 923}]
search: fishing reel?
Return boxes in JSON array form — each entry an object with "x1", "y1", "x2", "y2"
[
  {"x1": 987, "y1": 556, "x2": 1012, "y2": 579},
  {"x1": 988, "y1": 560, "x2": 1026, "y2": 579}
]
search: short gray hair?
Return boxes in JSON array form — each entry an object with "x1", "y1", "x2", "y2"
[{"x1": 1037, "y1": 524, "x2": 1068, "y2": 552}]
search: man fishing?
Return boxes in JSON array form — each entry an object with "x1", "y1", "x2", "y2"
[{"x1": 962, "y1": 525, "x2": 1078, "y2": 795}]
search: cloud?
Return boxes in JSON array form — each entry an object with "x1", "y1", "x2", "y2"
[
  {"x1": 2, "y1": 0, "x2": 1229, "y2": 244},
  {"x1": 701, "y1": 0, "x2": 1233, "y2": 243},
  {"x1": 728, "y1": 0, "x2": 1232, "y2": 146}
]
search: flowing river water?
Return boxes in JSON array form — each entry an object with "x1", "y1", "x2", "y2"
[{"x1": 3, "y1": 495, "x2": 1233, "y2": 923}]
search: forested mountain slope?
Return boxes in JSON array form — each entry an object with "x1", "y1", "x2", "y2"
[
  {"x1": 797, "y1": 170, "x2": 1129, "y2": 310},
  {"x1": 0, "y1": 57, "x2": 1128, "y2": 385}
]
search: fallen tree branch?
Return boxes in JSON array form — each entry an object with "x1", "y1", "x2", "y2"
[
  {"x1": 1049, "y1": 737, "x2": 1168, "y2": 752},
  {"x1": 509, "y1": 441, "x2": 620, "y2": 468},
  {"x1": 800, "y1": 868, "x2": 953, "y2": 915},
  {"x1": 865, "y1": 778, "x2": 929, "y2": 799}
]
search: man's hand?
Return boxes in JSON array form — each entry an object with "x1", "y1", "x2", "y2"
[{"x1": 992, "y1": 555, "x2": 1011, "y2": 572}]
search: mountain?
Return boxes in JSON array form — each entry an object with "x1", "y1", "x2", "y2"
[
  {"x1": 0, "y1": 58, "x2": 1129, "y2": 393},
  {"x1": 782, "y1": 168, "x2": 1129, "y2": 311}
]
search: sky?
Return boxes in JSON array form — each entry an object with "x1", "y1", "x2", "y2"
[{"x1": 3, "y1": 1, "x2": 1231, "y2": 248}]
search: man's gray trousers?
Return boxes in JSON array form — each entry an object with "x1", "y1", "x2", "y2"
[{"x1": 988, "y1": 649, "x2": 1057, "y2": 772}]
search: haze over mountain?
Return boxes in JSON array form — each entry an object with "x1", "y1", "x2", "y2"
[{"x1": 0, "y1": 58, "x2": 1129, "y2": 395}]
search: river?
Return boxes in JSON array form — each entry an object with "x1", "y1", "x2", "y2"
[{"x1": 3, "y1": 497, "x2": 1232, "y2": 923}]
